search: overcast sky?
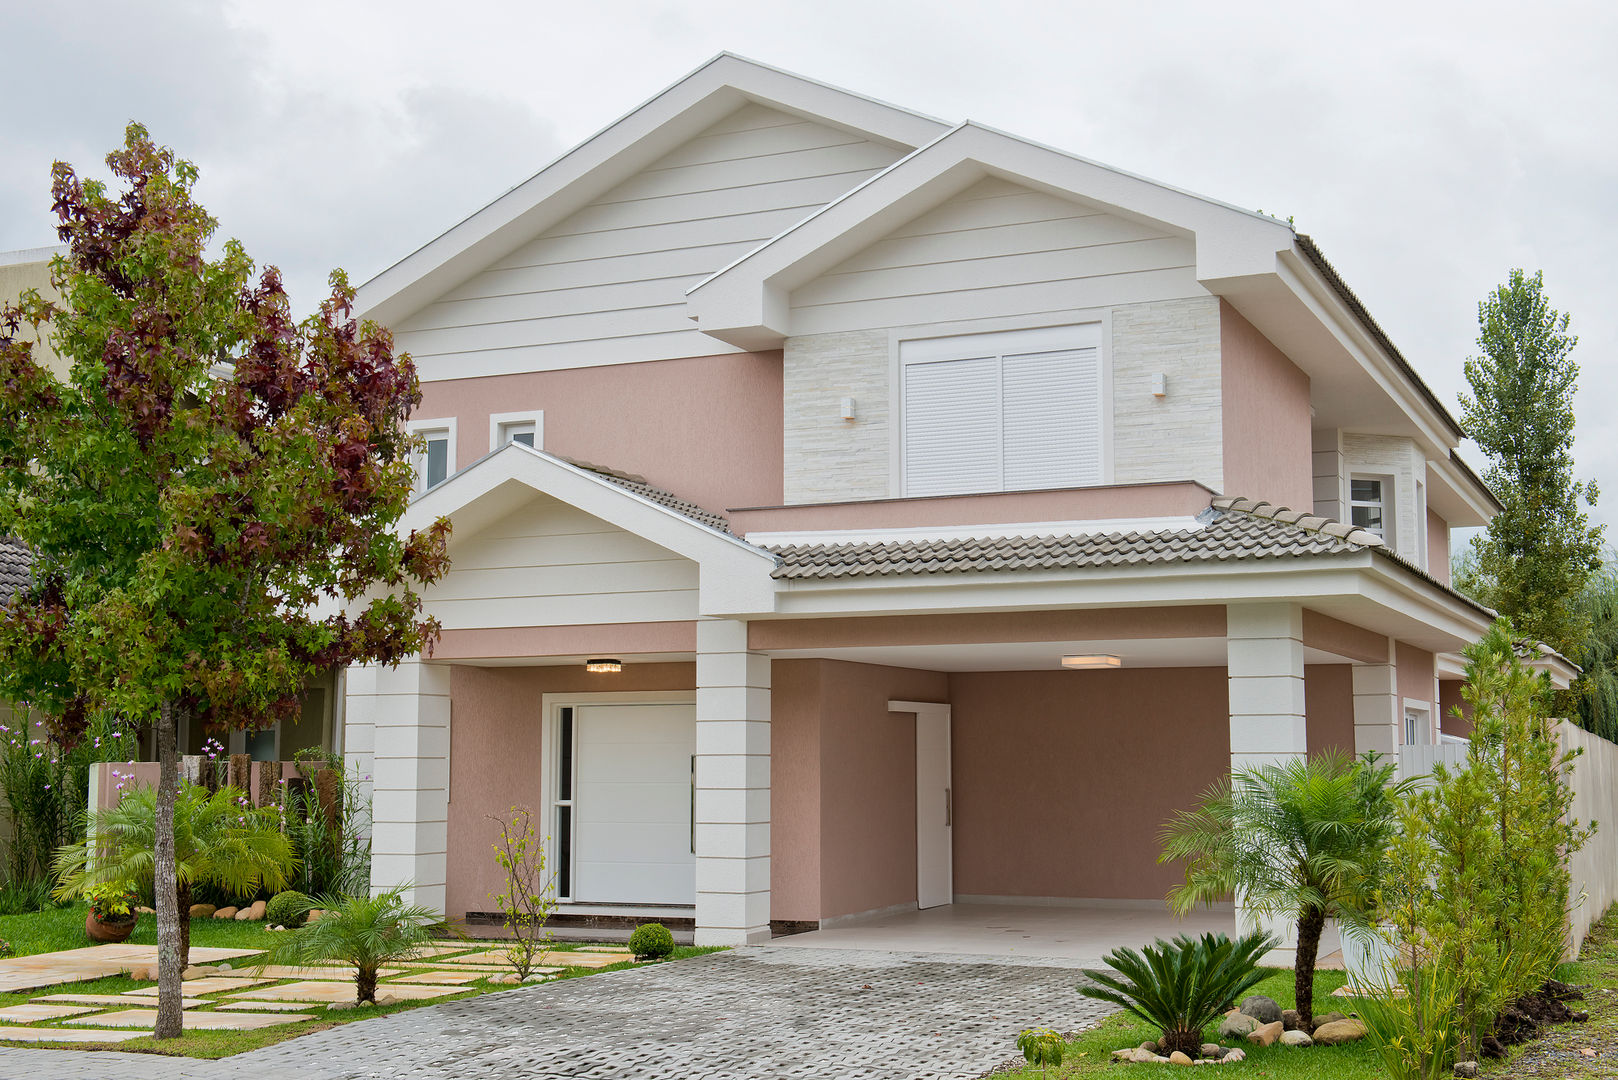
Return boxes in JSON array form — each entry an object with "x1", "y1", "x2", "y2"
[{"x1": 4, "y1": 0, "x2": 1614, "y2": 530}]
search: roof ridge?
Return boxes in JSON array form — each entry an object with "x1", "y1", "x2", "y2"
[{"x1": 1210, "y1": 495, "x2": 1385, "y2": 548}]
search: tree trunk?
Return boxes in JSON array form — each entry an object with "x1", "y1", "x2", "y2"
[
  {"x1": 356, "y1": 965, "x2": 377, "y2": 1004},
  {"x1": 1294, "y1": 905, "x2": 1328, "y2": 1028},
  {"x1": 176, "y1": 880, "x2": 192, "y2": 969},
  {"x1": 153, "y1": 700, "x2": 184, "y2": 1039}
]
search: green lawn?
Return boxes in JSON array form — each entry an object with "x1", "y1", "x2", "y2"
[
  {"x1": 991, "y1": 967, "x2": 1386, "y2": 1080},
  {"x1": 0, "y1": 902, "x2": 722, "y2": 1057}
]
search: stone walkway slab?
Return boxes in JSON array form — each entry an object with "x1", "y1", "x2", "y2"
[
  {"x1": 37, "y1": 994, "x2": 206, "y2": 1009},
  {"x1": 0, "y1": 1004, "x2": 100, "y2": 1022},
  {"x1": 245, "y1": 965, "x2": 406, "y2": 981},
  {"x1": 216, "y1": 1000, "x2": 327, "y2": 1012},
  {"x1": 70, "y1": 1008, "x2": 315, "y2": 1030},
  {"x1": 385, "y1": 970, "x2": 489, "y2": 985},
  {"x1": 125, "y1": 976, "x2": 272, "y2": 996},
  {"x1": 0, "y1": 1027, "x2": 149, "y2": 1043},
  {"x1": 231, "y1": 980, "x2": 466, "y2": 1003},
  {"x1": 0, "y1": 943, "x2": 260, "y2": 993}
]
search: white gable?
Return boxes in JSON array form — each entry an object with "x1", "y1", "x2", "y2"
[
  {"x1": 786, "y1": 177, "x2": 1200, "y2": 337},
  {"x1": 392, "y1": 103, "x2": 907, "y2": 380}
]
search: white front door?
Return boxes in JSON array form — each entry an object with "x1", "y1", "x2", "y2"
[
  {"x1": 572, "y1": 703, "x2": 696, "y2": 905},
  {"x1": 897, "y1": 701, "x2": 953, "y2": 909}
]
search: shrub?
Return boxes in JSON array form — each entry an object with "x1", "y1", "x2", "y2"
[
  {"x1": 1016, "y1": 1027, "x2": 1065, "y2": 1077},
  {"x1": 1079, "y1": 931, "x2": 1276, "y2": 1058},
  {"x1": 258, "y1": 886, "x2": 450, "y2": 1003},
  {"x1": 1355, "y1": 956, "x2": 1465, "y2": 1080},
  {"x1": 628, "y1": 922, "x2": 675, "y2": 961},
  {"x1": 282, "y1": 748, "x2": 371, "y2": 898},
  {"x1": 84, "y1": 882, "x2": 139, "y2": 925},
  {"x1": 265, "y1": 890, "x2": 314, "y2": 929},
  {"x1": 0, "y1": 711, "x2": 135, "y2": 885},
  {"x1": 0, "y1": 877, "x2": 60, "y2": 916},
  {"x1": 1161, "y1": 749, "x2": 1410, "y2": 1026},
  {"x1": 489, "y1": 806, "x2": 558, "y2": 978}
]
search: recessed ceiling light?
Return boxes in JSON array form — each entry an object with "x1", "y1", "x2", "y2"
[
  {"x1": 1061, "y1": 654, "x2": 1121, "y2": 669},
  {"x1": 585, "y1": 658, "x2": 623, "y2": 673}
]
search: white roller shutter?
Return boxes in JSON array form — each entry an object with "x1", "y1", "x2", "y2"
[
  {"x1": 1002, "y1": 346, "x2": 1102, "y2": 490},
  {"x1": 902, "y1": 354, "x2": 1000, "y2": 497},
  {"x1": 900, "y1": 325, "x2": 1103, "y2": 497}
]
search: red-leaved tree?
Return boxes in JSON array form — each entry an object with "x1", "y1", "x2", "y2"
[{"x1": 0, "y1": 124, "x2": 449, "y2": 1038}]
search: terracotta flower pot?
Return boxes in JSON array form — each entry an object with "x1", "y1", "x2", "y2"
[{"x1": 85, "y1": 909, "x2": 137, "y2": 944}]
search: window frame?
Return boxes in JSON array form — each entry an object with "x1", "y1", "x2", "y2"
[
  {"x1": 1402, "y1": 699, "x2": 1432, "y2": 747},
  {"x1": 488, "y1": 410, "x2": 545, "y2": 452},
  {"x1": 1348, "y1": 473, "x2": 1393, "y2": 544},
  {"x1": 889, "y1": 318, "x2": 1112, "y2": 499},
  {"x1": 406, "y1": 417, "x2": 457, "y2": 496}
]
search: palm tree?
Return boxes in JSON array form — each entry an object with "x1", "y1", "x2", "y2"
[
  {"x1": 1159, "y1": 750, "x2": 1410, "y2": 1027},
  {"x1": 258, "y1": 887, "x2": 449, "y2": 1003},
  {"x1": 54, "y1": 783, "x2": 294, "y2": 966}
]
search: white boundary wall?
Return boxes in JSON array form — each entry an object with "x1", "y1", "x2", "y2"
[{"x1": 1562, "y1": 720, "x2": 1618, "y2": 956}]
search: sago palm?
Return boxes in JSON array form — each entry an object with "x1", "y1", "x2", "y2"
[
  {"x1": 1159, "y1": 750, "x2": 1410, "y2": 1026},
  {"x1": 1079, "y1": 931, "x2": 1276, "y2": 1057},
  {"x1": 54, "y1": 783, "x2": 294, "y2": 965},
  {"x1": 258, "y1": 887, "x2": 449, "y2": 1003}
]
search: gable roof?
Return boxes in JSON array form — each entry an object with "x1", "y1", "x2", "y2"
[
  {"x1": 685, "y1": 120, "x2": 1297, "y2": 350},
  {"x1": 355, "y1": 53, "x2": 949, "y2": 329}
]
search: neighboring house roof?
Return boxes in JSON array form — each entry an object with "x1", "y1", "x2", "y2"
[
  {"x1": 0, "y1": 539, "x2": 28, "y2": 605},
  {"x1": 762, "y1": 498, "x2": 1379, "y2": 581}
]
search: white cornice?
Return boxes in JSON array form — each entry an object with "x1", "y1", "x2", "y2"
[{"x1": 745, "y1": 515, "x2": 1206, "y2": 547}]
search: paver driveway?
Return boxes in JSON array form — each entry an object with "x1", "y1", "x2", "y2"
[{"x1": 0, "y1": 946, "x2": 1115, "y2": 1079}]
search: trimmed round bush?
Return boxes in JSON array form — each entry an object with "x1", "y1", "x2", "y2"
[
  {"x1": 628, "y1": 922, "x2": 674, "y2": 961},
  {"x1": 264, "y1": 890, "x2": 314, "y2": 929}
]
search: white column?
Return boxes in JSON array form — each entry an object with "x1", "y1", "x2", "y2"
[
  {"x1": 694, "y1": 619, "x2": 771, "y2": 946},
  {"x1": 1227, "y1": 603, "x2": 1308, "y2": 966},
  {"x1": 1227, "y1": 603, "x2": 1308, "y2": 771},
  {"x1": 360, "y1": 658, "x2": 452, "y2": 914},
  {"x1": 1353, "y1": 643, "x2": 1399, "y2": 758}
]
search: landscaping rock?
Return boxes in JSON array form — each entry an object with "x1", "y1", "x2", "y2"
[
  {"x1": 1222, "y1": 1049, "x2": 1246, "y2": 1064},
  {"x1": 1314, "y1": 1011, "x2": 1347, "y2": 1028},
  {"x1": 181, "y1": 965, "x2": 209, "y2": 980},
  {"x1": 1129, "y1": 1048, "x2": 1167, "y2": 1064},
  {"x1": 1218, "y1": 1012, "x2": 1258, "y2": 1038},
  {"x1": 135, "y1": 905, "x2": 155, "y2": 915},
  {"x1": 1453, "y1": 1062, "x2": 1479, "y2": 1078},
  {"x1": 213, "y1": 906, "x2": 238, "y2": 920},
  {"x1": 1246, "y1": 1021, "x2": 1283, "y2": 1047},
  {"x1": 327, "y1": 1000, "x2": 357, "y2": 1012},
  {"x1": 234, "y1": 899, "x2": 267, "y2": 921},
  {"x1": 1199, "y1": 1043, "x2": 1222, "y2": 1059},
  {"x1": 307, "y1": 909, "x2": 325, "y2": 923},
  {"x1": 522, "y1": 973, "x2": 548, "y2": 983},
  {"x1": 1239, "y1": 995, "x2": 1283, "y2": 1024},
  {"x1": 1139, "y1": 1041, "x2": 1160, "y2": 1053},
  {"x1": 1281, "y1": 1008, "x2": 1301, "y2": 1031},
  {"x1": 374, "y1": 993, "x2": 400, "y2": 1007},
  {"x1": 125, "y1": 966, "x2": 152, "y2": 981},
  {"x1": 1112, "y1": 1048, "x2": 1135, "y2": 1061},
  {"x1": 1279, "y1": 1030, "x2": 1313, "y2": 1047},
  {"x1": 188, "y1": 903, "x2": 216, "y2": 919},
  {"x1": 1168, "y1": 1051, "x2": 1193, "y2": 1065},
  {"x1": 215, "y1": 962, "x2": 231, "y2": 970},
  {"x1": 1312, "y1": 1018, "x2": 1368, "y2": 1045}
]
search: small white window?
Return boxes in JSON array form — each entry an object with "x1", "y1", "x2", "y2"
[
  {"x1": 1349, "y1": 476, "x2": 1391, "y2": 540},
  {"x1": 489, "y1": 411, "x2": 544, "y2": 452},
  {"x1": 900, "y1": 324, "x2": 1104, "y2": 498},
  {"x1": 407, "y1": 418, "x2": 456, "y2": 495},
  {"x1": 1403, "y1": 703, "x2": 1430, "y2": 746}
]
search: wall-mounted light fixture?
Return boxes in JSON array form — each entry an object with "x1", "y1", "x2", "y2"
[
  {"x1": 585, "y1": 658, "x2": 623, "y2": 673},
  {"x1": 1061, "y1": 654, "x2": 1121, "y2": 669},
  {"x1": 1150, "y1": 373, "x2": 1168, "y2": 398},
  {"x1": 839, "y1": 396, "x2": 857, "y2": 421}
]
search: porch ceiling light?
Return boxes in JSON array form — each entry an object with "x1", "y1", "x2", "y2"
[
  {"x1": 1061, "y1": 654, "x2": 1121, "y2": 669},
  {"x1": 585, "y1": 658, "x2": 623, "y2": 673}
]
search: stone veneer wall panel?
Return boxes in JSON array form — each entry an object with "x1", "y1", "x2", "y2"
[
  {"x1": 782, "y1": 330, "x2": 891, "y2": 504},
  {"x1": 1341, "y1": 433, "x2": 1426, "y2": 565},
  {"x1": 1111, "y1": 297, "x2": 1223, "y2": 492}
]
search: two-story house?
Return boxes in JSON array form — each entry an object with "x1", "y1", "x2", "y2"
[{"x1": 343, "y1": 54, "x2": 1574, "y2": 950}]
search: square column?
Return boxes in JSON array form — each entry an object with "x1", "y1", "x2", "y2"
[
  {"x1": 1352, "y1": 648, "x2": 1399, "y2": 758},
  {"x1": 352, "y1": 659, "x2": 452, "y2": 914},
  {"x1": 694, "y1": 619, "x2": 771, "y2": 946},
  {"x1": 1226, "y1": 603, "x2": 1308, "y2": 771}
]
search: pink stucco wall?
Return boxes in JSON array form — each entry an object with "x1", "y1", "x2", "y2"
[
  {"x1": 444, "y1": 662, "x2": 695, "y2": 918},
  {"x1": 1396, "y1": 642, "x2": 1436, "y2": 717},
  {"x1": 1302, "y1": 609, "x2": 1391, "y2": 665},
  {"x1": 750, "y1": 607, "x2": 1225, "y2": 652},
  {"x1": 816, "y1": 661, "x2": 949, "y2": 921},
  {"x1": 1305, "y1": 664, "x2": 1356, "y2": 756},
  {"x1": 770, "y1": 659, "x2": 823, "y2": 923},
  {"x1": 1439, "y1": 679, "x2": 1472, "y2": 739},
  {"x1": 1428, "y1": 509, "x2": 1451, "y2": 585},
  {"x1": 1220, "y1": 301, "x2": 1313, "y2": 509},
  {"x1": 948, "y1": 667, "x2": 1230, "y2": 901},
  {"x1": 416, "y1": 351, "x2": 784, "y2": 515}
]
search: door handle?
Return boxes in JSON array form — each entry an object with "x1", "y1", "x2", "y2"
[{"x1": 944, "y1": 787, "x2": 952, "y2": 828}]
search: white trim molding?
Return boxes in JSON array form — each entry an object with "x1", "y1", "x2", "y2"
[
  {"x1": 406, "y1": 416, "x2": 457, "y2": 495},
  {"x1": 488, "y1": 410, "x2": 545, "y2": 452}
]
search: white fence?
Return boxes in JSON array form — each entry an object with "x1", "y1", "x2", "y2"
[{"x1": 1396, "y1": 741, "x2": 1470, "y2": 785}]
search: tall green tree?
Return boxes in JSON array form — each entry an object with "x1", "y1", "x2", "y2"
[
  {"x1": 0, "y1": 126, "x2": 450, "y2": 1038},
  {"x1": 1457, "y1": 269, "x2": 1603, "y2": 655}
]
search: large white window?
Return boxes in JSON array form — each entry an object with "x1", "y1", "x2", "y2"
[
  {"x1": 407, "y1": 418, "x2": 456, "y2": 495},
  {"x1": 900, "y1": 324, "x2": 1104, "y2": 498},
  {"x1": 1349, "y1": 475, "x2": 1391, "y2": 541}
]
